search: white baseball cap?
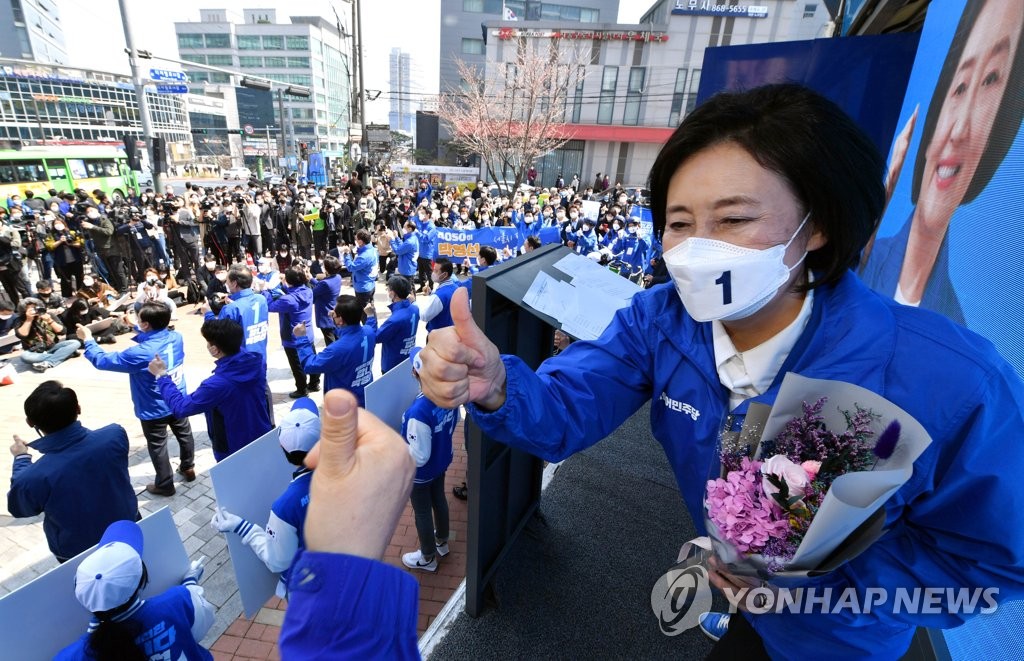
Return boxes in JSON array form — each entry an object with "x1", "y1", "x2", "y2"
[
  {"x1": 279, "y1": 397, "x2": 321, "y2": 453},
  {"x1": 74, "y1": 520, "x2": 145, "y2": 613}
]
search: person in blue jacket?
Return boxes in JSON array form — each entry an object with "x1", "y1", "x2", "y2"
[
  {"x1": 211, "y1": 398, "x2": 320, "y2": 598},
  {"x1": 263, "y1": 267, "x2": 320, "y2": 398},
  {"x1": 366, "y1": 275, "x2": 420, "y2": 373},
  {"x1": 400, "y1": 347, "x2": 458, "y2": 573},
  {"x1": 414, "y1": 208, "x2": 438, "y2": 293},
  {"x1": 278, "y1": 389, "x2": 419, "y2": 659},
  {"x1": 611, "y1": 217, "x2": 650, "y2": 278},
  {"x1": 418, "y1": 258, "x2": 460, "y2": 332},
  {"x1": 390, "y1": 220, "x2": 419, "y2": 280},
  {"x1": 8, "y1": 381, "x2": 138, "y2": 562},
  {"x1": 572, "y1": 217, "x2": 598, "y2": 256},
  {"x1": 292, "y1": 294, "x2": 375, "y2": 406},
  {"x1": 311, "y1": 255, "x2": 343, "y2": 345},
  {"x1": 79, "y1": 301, "x2": 196, "y2": 497},
  {"x1": 55, "y1": 520, "x2": 214, "y2": 661},
  {"x1": 206, "y1": 266, "x2": 270, "y2": 363},
  {"x1": 343, "y1": 229, "x2": 379, "y2": 308},
  {"x1": 414, "y1": 178, "x2": 433, "y2": 207},
  {"x1": 150, "y1": 319, "x2": 272, "y2": 462},
  {"x1": 414, "y1": 85, "x2": 1024, "y2": 659}
]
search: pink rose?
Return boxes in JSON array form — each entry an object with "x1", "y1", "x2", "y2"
[
  {"x1": 761, "y1": 455, "x2": 809, "y2": 504},
  {"x1": 801, "y1": 460, "x2": 821, "y2": 481}
]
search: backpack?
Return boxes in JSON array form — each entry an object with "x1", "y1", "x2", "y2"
[{"x1": 185, "y1": 277, "x2": 206, "y2": 305}]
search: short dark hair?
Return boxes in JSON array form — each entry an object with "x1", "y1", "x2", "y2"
[
  {"x1": 526, "y1": 235, "x2": 542, "y2": 250},
  {"x1": 323, "y1": 255, "x2": 343, "y2": 276},
  {"x1": 333, "y1": 294, "x2": 363, "y2": 326},
  {"x1": 201, "y1": 319, "x2": 244, "y2": 355},
  {"x1": 648, "y1": 83, "x2": 885, "y2": 290},
  {"x1": 35, "y1": 279, "x2": 53, "y2": 292},
  {"x1": 284, "y1": 267, "x2": 307, "y2": 287},
  {"x1": 434, "y1": 258, "x2": 453, "y2": 278},
  {"x1": 387, "y1": 275, "x2": 411, "y2": 299},
  {"x1": 25, "y1": 381, "x2": 79, "y2": 434},
  {"x1": 911, "y1": 0, "x2": 1024, "y2": 206},
  {"x1": 138, "y1": 301, "x2": 172, "y2": 330},
  {"x1": 403, "y1": 220, "x2": 417, "y2": 232},
  {"x1": 227, "y1": 266, "x2": 253, "y2": 289},
  {"x1": 355, "y1": 229, "x2": 372, "y2": 245},
  {"x1": 478, "y1": 245, "x2": 498, "y2": 266}
]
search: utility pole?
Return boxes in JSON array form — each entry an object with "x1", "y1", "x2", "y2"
[
  {"x1": 355, "y1": 0, "x2": 368, "y2": 168},
  {"x1": 117, "y1": 0, "x2": 161, "y2": 193},
  {"x1": 277, "y1": 88, "x2": 288, "y2": 165}
]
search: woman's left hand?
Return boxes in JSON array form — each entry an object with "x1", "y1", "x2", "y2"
[{"x1": 707, "y1": 555, "x2": 776, "y2": 612}]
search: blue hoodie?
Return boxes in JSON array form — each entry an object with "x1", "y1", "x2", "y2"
[
  {"x1": 343, "y1": 244, "x2": 378, "y2": 294},
  {"x1": 367, "y1": 299, "x2": 419, "y2": 373},
  {"x1": 294, "y1": 324, "x2": 375, "y2": 406},
  {"x1": 312, "y1": 274, "x2": 342, "y2": 329},
  {"x1": 8, "y1": 422, "x2": 137, "y2": 560},
  {"x1": 264, "y1": 285, "x2": 315, "y2": 348},
  {"x1": 83, "y1": 328, "x2": 187, "y2": 421},
  {"x1": 467, "y1": 272, "x2": 1024, "y2": 660},
  {"x1": 390, "y1": 232, "x2": 419, "y2": 277},
  {"x1": 208, "y1": 288, "x2": 270, "y2": 361},
  {"x1": 157, "y1": 350, "x2": 272, "y2": 457},
  {"x1": 415, "y1": 219, "x2": 438, "y2": 260}
]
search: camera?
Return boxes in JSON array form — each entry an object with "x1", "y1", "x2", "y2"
[
  {"x1": 209, "y1": 292, "x2": 229, "y2": 315},
  {"x1": 160, "y1": 200, "x2": 178, "y2": 214},
  {"x1": 74, "y1": 201, "x2": 92, "y2": 214},
  {"x1": 34, "y1": 305, "x2": 46, "y2": 316},
  {"x1": 146, "y1": 275, "x2": 159, "y2": 286}
]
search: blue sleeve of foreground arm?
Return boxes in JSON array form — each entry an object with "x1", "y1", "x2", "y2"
[{"x1": 280, "y1": 551, "x2": 420, "y2": 660}]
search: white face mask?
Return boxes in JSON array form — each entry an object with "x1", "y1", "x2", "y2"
[
  {"x1": 628, "y1": 226, "x2": 637, "y2": 234},
  {"x1": 430, "y1": 273, "x2": 441, "y2": 284},
  {"x1": 0, "y1": 313, "x2": 12, "y2": 321},
  {"x1": 53, "y1": 223, "x2": 65, "y2": 231},
  {"x1": 259, "y1": 264, "x2": 271, "y2": 274},
  {"x1": 663, "y1": 213, "x2": 809, "y2": 323},
  {"x1": 82, "y1": 277, "x2": 94, "y2": 287},
  {"x1": 613, "y1": 224, "x2": 621, "y2": 231},
  {"x1": 215, "y1": 273, "x2": 228, "y2": 282}
]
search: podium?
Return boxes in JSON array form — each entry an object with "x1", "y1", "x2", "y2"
[{"x1": 463, "y1": 243, "x2": 571, "y2": 616}]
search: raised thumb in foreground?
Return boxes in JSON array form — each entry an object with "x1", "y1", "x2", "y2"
[
  {"x1": 306, "y1": 389, "x2": 358, "y2": 477},
  {"x1": 450, "y1": 286, "x2": 483, "y2": 345}
]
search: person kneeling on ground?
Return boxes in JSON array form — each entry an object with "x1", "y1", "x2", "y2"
[{"x1": 13, "y1": 297, "x2": 81, "y2": 372}]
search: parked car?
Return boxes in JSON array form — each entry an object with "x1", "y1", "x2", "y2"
[
  {"x1": 223, "y1": 167, "x2": 252, "y2": 180},
  {"x1": 262, "y1": 173, "x2": 284, "y2": 185},
  {"x1": 488, "y1": 181, "x2": 534, "y2": 198}
]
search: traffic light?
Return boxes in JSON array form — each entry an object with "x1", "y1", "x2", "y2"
[
  {"x1": 190, "y1": 128, "x2": 208, "y2": 134},
  {"x1": 231, "y1": 129, "x2": 245, "y2": 135}
]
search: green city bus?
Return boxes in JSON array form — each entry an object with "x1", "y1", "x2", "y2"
[{"x1": 0, "y1": 145, "x2": 140, "y2": 204}]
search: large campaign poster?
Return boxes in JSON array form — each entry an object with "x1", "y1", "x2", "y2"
[{"x1": 859, "y1": 0, "x2": 1024, "y2": 378}]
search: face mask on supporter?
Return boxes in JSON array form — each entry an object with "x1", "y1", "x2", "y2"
[
  {"x1": 663, "y1": 213, "x2": 809, "y2": 323},
  {"x1": 556, "y1": 211, "x2": 565, "y2": 219},
  {"x1": 431, "y1": 273, "x2": 441, "y2": 284},
  {"x1": 582, "y1": 224, "x2": 592, "y2": 233},
  {"x1": 0, "y1": 313, "x2": 11, "y2": 321},
  {"x1": 460, "y1": 214, "x2": 468, "y2": 221},
  {"x1": 525, "y1": 216, "x2": 534, "y2": 224},
  {"x1": 279, "y1": 250, "x2": 288, "y2": 257},
  {"x1": 259, "y1": 264, "x2": 271, "y2": 274},
  {"x1": 87, "y1": 211, "x2": 100, "y2": 220},
  {"x1": 205, "y1": 261, "x2": 216, "y2": 270},
  {"x1": 82, "y1": 277, "x2": 94, "y2": 288},
  {"x1": 419, "y1": 214, "x2": 428, "y2": 221},
  {"x1": 628, "y1": 226, "x2": 637, "y2": 234},
  {"x1": 54, "y1": 223, "x2": 65, "y2": 231},
  {"x1": 570, "y1": 212, "x2": 579, "y2": 219},
  {"x1": 613, "y1": 223, "x2": 621, "y2": 231},
  {"x1": 215, "y1": 273, "x2": 228, "y2": 282}
]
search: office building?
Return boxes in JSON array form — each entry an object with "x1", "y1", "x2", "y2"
[
  {"x1": 174, "y1": 8, "x2": 352, "y2": 162},
  {"x1": 389, "y1": 48, "x2": 415, "y2": 135},
  {"x1": 0, "y1": 0, "x2": 68, "y2": 65}
]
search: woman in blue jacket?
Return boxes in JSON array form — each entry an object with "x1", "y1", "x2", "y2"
[{"x1": 414, "y1": 84, "x2": 1024, "y2": 659}]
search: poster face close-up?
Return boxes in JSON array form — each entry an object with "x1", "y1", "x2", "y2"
[{"x1": 860, "y1": 0, "x2": 1024, "y2": 378}]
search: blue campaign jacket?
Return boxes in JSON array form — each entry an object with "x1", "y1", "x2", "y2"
[
  {"x1": 367, "y1": 299, "x2": 419, "y2": 373},
  {"x1": 294, "y1": 324, "x2": 375, "y2": 406},
  {"x1": 271, "y1": 469, "x2": 312, "y2": 587},
  {"x1": 55, "y1": 586, "x2": 213, "y2": 661},
  {"x1": 264, "y1": 285, "x2": 315, "y2": 348},
  {"x1": 425, "y1": 279, "x2": 460, "y2": 332},
  {"x1": 281, "y1": 552, "x2": 419, "y2": 659},
  {"x1": 157, "y1": 351, "x2": 272, "y2": 457},
  {"x1": 467, "y1": 271, "x2": 1024, "y2": 660},
  {"x1": 8, "y1": 422, "x2": 137, "y2": 559},
  {"x1": 402, "y1": 393, "x2": 457, "y2": 484},
  {"x1": 83, "y1": 328, "x2": 187, "y2": 421},
  {"x1": 612, "y1": 233, "x2": 650, "y2": 273},
  {"x1": 415, "y1": 220, "x2": 438, "y2": 260},
  {"x1": 207, "y1": 288, "x2": 270, "y2": 361},
  {"x1": 574, "y1": 228, "x2": 598, "y2": 254},
  {"x1": 344, "y1": 244, "x2": 379, "y2": 294},
  {"x1": 312, "y1": 274, "x2": 342, "y2": 329},
  {"x1": 390, "y1": 232, "x2": 419, "y2": 277}
]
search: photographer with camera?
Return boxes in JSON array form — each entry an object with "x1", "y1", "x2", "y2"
[
  {"x1": 0, "y1": 207, "x2": 31, "y2": 305},
  {"x1": 14, "y1": 297, "x2": 81, "y2": 371},
  {"x1": 44, "y1": 214, "x2": 86, "y2": 297},
  {"x1": 135, "y1": 267, "x2": 178, "y2": 320},
  {"x1": 115, "y1": 205, "x2": 157, "y2": 284},
  {"x1": 165, "y1": 196, "x2": 203, "y2": 281},
  {"x1": 80, "y1": 205, "x2": 128, "y2": 293}
]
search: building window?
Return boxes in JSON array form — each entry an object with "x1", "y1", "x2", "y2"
[
  {"x1": 237, "y1": 35, "x2": 261, "y2": 50},
  {"x1": 207, "y1": 54, "x2": 233, "y2": 66},
  {"x1": 590, "y1": 39, "x2": 601, "y2": 65},
  {"x1": 204, "y1": 33, "x2": 231, "y2": 48},
  {"x1": 177, "y1": 33, "x2": 204, "y2": 49},
  {"x1": 803, "y1": 3, "x2": 817, "y2": 18},
  {"x1": 239, "y1": 56, "x2": 262, "y2": 68},
  {"x1": 597, "y1": 66, "x2": 617, "y2": 125},
  {"x1": 287, "y1": 57, "x2": 310, "y2": 68},
  {"x1": 571, "y1": 67, "x2": 584, "y2": 123},
  {"x1": 669, "y1": 68, "x2": 687, "y2": 127},
  {"x1": 264, "y1": 56, "x2": 286, "y2": 67},
  {"x1": 685, "y1": 69, "x2": 701, "y2": 115},
  {"x1": 286, "y1": 35, "x2": 309, "y2": 50},
  {"x1": 461, "y1": 38, "x2": 485, "y2": 55},
  {"x1": 580, "y1": 8, "x2": 599, "y2": 22},
  {"x1": 623, "y1": 66, "x2": 645, "y2": 126},
  {"x1": 10, "y1": 0, "x2": 24, "y2": 23},
  {"x1": 463, "y1": 0, "x2": 484, "y2": 11},
  {"x1": 182, "y1": 54, "x2": 206, "y2": 65},
  {"x1": 262, "y1": 35, "x2": 284, "y2": 50}
]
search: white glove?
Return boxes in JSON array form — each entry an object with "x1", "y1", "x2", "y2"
[
  {"x1": 211, "y1": 507, "x2": 243, "y2": 534},
  {"x1": 183, "y1": 558, "x2": 205, "y2": 585}
]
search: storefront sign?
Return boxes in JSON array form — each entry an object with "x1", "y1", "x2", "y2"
[
  {"x1": 495, "y1": 28, "x2": 669, "y2": 42},
  {"x1": 671, "y1": 0, "x2": 769, "y2": 18}
]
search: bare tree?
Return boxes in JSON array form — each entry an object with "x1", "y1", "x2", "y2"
[{"x1": 437, "y1": 38, "x2": 588, "y2": 195}]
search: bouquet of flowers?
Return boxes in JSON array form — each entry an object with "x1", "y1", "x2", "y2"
[{"x1": 696, "y1": 373, "x2": 931, "y2": 583}]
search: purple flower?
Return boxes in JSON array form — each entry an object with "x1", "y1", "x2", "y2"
[
  {"x1": 707, "y1": 458, "x2": 789, "y2": 554},
  {"x1": 873, "y1": 420, "x2": 901, "y2": 460}
]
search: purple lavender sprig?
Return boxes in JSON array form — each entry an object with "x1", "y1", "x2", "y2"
[{"x1": 872, "y1": 420, "x2": 901, "y2": 467}]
